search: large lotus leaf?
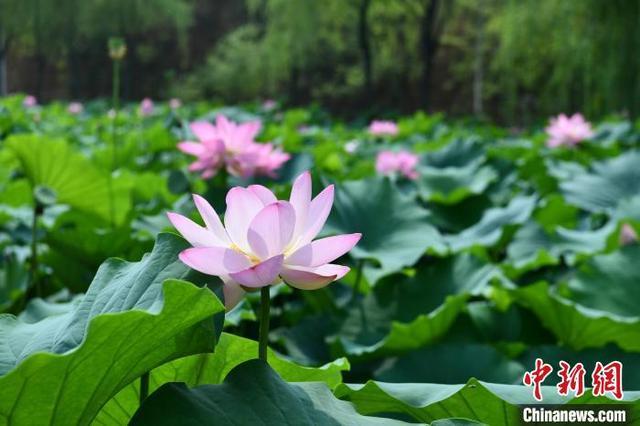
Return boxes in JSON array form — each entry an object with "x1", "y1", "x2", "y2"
[
  {"x1": 466, "y1": 301, "x2": 556, "y2": 345},
  {"x1": 272, "y1": 314, "x2": 336, "y2": 365},
  {"x1": 417, "y1": 164, "x2": 497, "y2": 204},
  {"x1": 96, "y1": 333, "x2": 349, "y2": 424},
  {"x1": 333, "y1": 254, "x2": 500, "y2": 357},
  {"x1": 0, "y1": 232, "x2": 197, "y2": 373},
  {"x1": 559, "y1": 150, "x2": 640, "y2": 213},
  {"x1": 566, "y1": 245, "x2": 640, "y2": 317},
  {"x1": 0, "y1": 233, "x2": 224, "y2": 425},
  {"x1": 445, "y1": 196, "x2": 536, "y2": 251},
  {"x1": 17, "y1": 295, "x2": 82, "y2": 323},
  {"x1": 532, "y1": 194, "x2": 579, "y2": 231},
  {"x1": 44, "y1": 211, "x2": 146, "y2": 292},
  {"x1": 616, "y1": 196, "x2": 640, "y2": 221},
  {"x1": 336, "y1": 379, "x2": 640, "y2": 425},
  {"x1": 427, "y1": 195, "x2": 492, "y2": 233},
  {"x1": 375, "y1": 343, "x2": 525, "y2": 384},
  {"x1": 505, "y1": 220, "x2": 617, "y2": 275},
  {"x1": 130, "y1": 360, "x2": 410, "y2": 426},
  {"x1": 325, "y1": 177, "x2": 446, "y2": 285},
  {"x1": 422, "y1": 139, "x2": 485, "y2": 168},
  {"x1": 6, "y1": 135, "x2": 131, "y2": 224},
  {"x1": 511, "y1": 282, "x2": 640, "y2": 352}
]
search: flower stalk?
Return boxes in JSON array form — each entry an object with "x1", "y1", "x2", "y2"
[
  {"x1": 350, "y1": 258, "x2": 365, "y2": 304},
  {"x1": 258, "y1": 286, "x2": 271, "y2": 361},
  {"x1": 29, "y1": 200, "x2": 42, "y2": 296},
  {"x1": 108, "y1": 37, "x2": 125, "y2": 227}
]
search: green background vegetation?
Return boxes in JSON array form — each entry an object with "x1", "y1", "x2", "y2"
[{"x1": 1, "y1": 0, "x2": 639, "y2": 122}]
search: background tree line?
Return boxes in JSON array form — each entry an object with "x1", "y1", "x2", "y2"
[{"x1": 1, "y1": 0, "x2": 638, "y2": 123}]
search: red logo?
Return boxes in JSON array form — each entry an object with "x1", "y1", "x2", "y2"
[
  {"x1": 592, "y1": 361, "x2": 623, "y2": 400},
  {"x1": 523, "y1": 359, "x2": 624, "y2": 401},
  {"x1": 523, "y1": 358, "x2": 553, "y2": 401},
  {"x1": 557, "y1": 361, "x2": 586, "y2": 397}
]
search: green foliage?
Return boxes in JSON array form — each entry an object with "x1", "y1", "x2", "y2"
[
  {"x1": 0, "y1": 98, "x2": 639, "y2": 424},
  {"x1": 97, "y1": 333, "x2": 349, "y2": 424},
  {"x1": 0, "y1": 233, "x2": 225, "y2": 424},
  {"x1": 131, "y1": 360, "x2": 411, "y2": 425},
  {"x1": 326, "y1": 177, "x2": 446, "y2": 284},
  {"x1": 6, "y1": 134, "x2": 131, "y2": 225},
  {"x1": 336, "y1": 379, "x2": 640, "y2": 424}
]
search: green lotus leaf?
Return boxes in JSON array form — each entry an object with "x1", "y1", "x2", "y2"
[
  {"x1": 566, "y1": 245, "x2": 640, "y2": 317},
  {"x1": 417, "y1": 164, "x2": 497, "y2": 204},
  {"x1": 96, "y1": 332, "x2": 349, "y2": 424},
  {"x1": 333, "y1": 254, "x2": 501, "y2": 358},
  {"x1": 0, "y1": 233, "x2": 224, "y2": 425},
  {"x1": 505, "y1": 220, "x2": 617, "y2": 275},
  {"x1": 559, "y1": 150, "x2": 640, "y2": 213},
  {"x1": 6, "y1": 134, "x2": 131, "y2": 225},
  {"x1": 336, "y1": 378, "x2": 640, "y2": 424},
  {"x1": 325, "y1": 177, "x2": 446, "y2": 285},
  {"x1": 375, "y1": 343, "x2": 526, "y2": 385},
  {"x1": 130, "y1": 360, "x2": 410, "y2": 425},
  {"x1": 511, "y1": 281, "x2": 640, "y2": 352},
  {"x1": 422, "y1": 139, "x2": 485, "y2": 168},
  {"x1": 445, "y1": 196, "x2": 536, "y2": 251}
]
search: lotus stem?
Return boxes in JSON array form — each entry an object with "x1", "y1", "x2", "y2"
[
  {"x1": 111, "y1": 59, "x2": 120, "y2": 169},
  {"x1": 258, "y1": 286, "x2": 271, "y2": 361},
  {"x1": 29, "y1": 201, "x2": 41, "y2": 296},
  {"x1": 350, "y1": 259, "x2": 365, "y2": 304},
  {"x1": 108, "y1": 59, "x2": 121, "y2": 227}
]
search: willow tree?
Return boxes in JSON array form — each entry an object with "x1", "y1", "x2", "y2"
[{"x1": 490, "y1": 0, "x2": 640, "y2": 121}]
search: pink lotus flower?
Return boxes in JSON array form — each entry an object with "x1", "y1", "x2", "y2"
[
  {"x1": 169, "y1": 98, "x2": 182, "y2": 109},
  {"x1": 68, "y1": 102, "x2": 83, "y2": 114},
  {"x1": 546, "y1": 113, "x2": 594, "y2": 148},
  {"x1": 140, "y1": 98, "x2": 154, "y2": 116},
  {"x1": 168, "y1": 172, "x2": 361, "y2": 309},
  {"x1": 620, "y1": 223, "x2": 638, "y2": 246},
  {"x1": 178, "y1": 115, "x2": 290, "y2": 179},
  {"x1": 376, "y1": 150, "x2": 419, "y2": 180},
  {"x1": 368, "y1": 120, "x2": 398, "y2": 136},
  {"x1": 228, "y1": 142, "x2": 290, "y2": 178},
  {"x1": 178, "y1": 121, "x2": 226, "y2": 179},
  {"x1": 23, "y1": 95, "x2": 38, "y2": 108}
]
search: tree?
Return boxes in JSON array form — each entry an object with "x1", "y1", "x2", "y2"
[
  {"x1": 358, "y1": 0, "x2": 372, "y2": 96},
  {"x1": 418, "y1": 0, "x2": 444, "y2": 110}
]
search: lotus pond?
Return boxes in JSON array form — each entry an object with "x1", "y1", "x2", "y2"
[{"x1": 0, "y1": 95, "x2": 639, "y2": 425}]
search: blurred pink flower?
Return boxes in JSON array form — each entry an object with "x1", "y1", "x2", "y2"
[
  {"x1": 179, "y1": 115, "x2": 289, "y2": 179},
  {"x1": 376, "y1": 150, "x2": 419, "y2": 180},
  {"x1": 368, "y1": 120, "x2": 398, "y2": 136},
  {"x1": 169, "y1": 98, "x2": 182, "y2": 109},
  {"x1": 546, "y1": 113, "x2": 594, "y2": 148},
  {"x1": 68, "y1": 102, "x2": 83, "y2": 114},
  {"x1": 23, "y1": 95, "x2": 38, "y2": 108},
  {"x1": 262, "y1": 99, "x2": 277, "y2": 111},
  {"x1": 168, "y1": 172, "x2": 361, "y2": 309},
  {"x1": 229, "y1": 142, "x2": 290, "y2": 178},
  {"x1": 140, "y1": 97, "x2": 154, "y2": 116},
  {"x1": 620, "y1": 224, "x2": 638, "y2": 246},
  {"x1": 178, "y1": 121, "x2": 226, "y2": 179}
]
